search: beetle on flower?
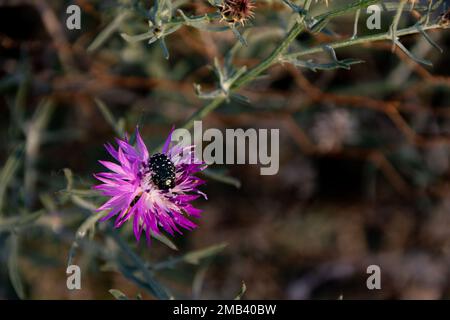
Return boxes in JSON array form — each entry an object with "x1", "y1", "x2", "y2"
[{"x1": 93, "y1": 127, "x2": 207, "y2": 244}]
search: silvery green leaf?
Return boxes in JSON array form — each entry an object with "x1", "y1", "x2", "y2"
[
  {"x1": 176, "y1": 10, "x2": 228, "y2": 31},
  {"x1": 0, "y1": 144, "x2": 24, "y2": 214},
  {"x1": 107, "y1": 227, "x2": 172, "y2": 300},
  {"x1": 310, "y1": 17, "x2": 329, "y2": 33},
  {"x1": 87, "y1": 12, "x2": 130, "y2": 52},
  {"x1": 201, "y1": 25, "x2": 229, "y2": 32},
  {"x1": 63, "y1": 168, "x2": 73, "y2": 191},
  {"x1": 177, "y1": 10, "x2": 208, "y2": 27},
  {"x1": 230, "y1": 25, "x2": 248, "y2": 46},
  {"x1": 214, "y1": 58, "x2": 226, "y2": 86},
  {"x1": 416, "y1": 24, "x2": 443, "y2": 53},
  {"x1": 227, "y1": 66, "x2": 247, "y2": 88},
  {"x1": 394, "y1": 39, "x2": 433, "y2": 66},
  {"x1": 162, "y1": 24, "x2": 182, "y2": 37},
  {"x1": 0, "y1": 210, "x2": 44, "y2": 233},
  {"x1": 234, "y1": 282, "x2": 246, "y2": 300},
  {"x1": 195, "y1": 85, "x2": 225, "y2": 100},
  {"x1": 382, "y1": 1, "x2": 428, "y2": 12},
  {"x1": 109, "y1": 289, "x2": 129, "y2": 300},
  {"x1": 285, "y1": 57, "x2": 364, "y2": 71},
  {"x1": 152, "y1": 232, "x2": 178, "y2": 250},
  {"x1": 321, "y1": 45, "x2": 365, "y2": 70},
  {"x1": 151, "y1": 243, "x2": 228, "y2": 270},
  {"x1": 121, "y1": 31, "x2": 155, "y2": 43},
  {"x1": 206, "y1": 0, "x2": 221, "y2": 7},
  {"x1": 67, "y1": 211, "x2": 105, "y2": 266},
  {"x1": 71, "y1": 195, "x2": 98, "y2": 211},
  {"x1": 94, "y1": 98, "x2": 124, "y2": 136},
  {"x1": 201, "y1": 168, "x2": 241, "y2": 188},
  {"x1": 224, "y1": 33, "x2": 247, "y2": 70},
  {"x1": 231, "y1": 93, "x2": 251, "y2": 105},
  {"x1": 149, "y1": 0, "x2": 160, "y2": 24},
  {"x1": 132, "y1": 0, "x2": 153, "y2": 21},
  {"x1": 148, "y1": 36, "x2": 159, "y2": 45},
  {"x1": 159, "y1": 38, "x2": 170, "y2": 59},
  {"x1": 282, "y1": 0, "x2": 307, "y2": 15},
  {"x1": 8, "y1": 234, "x2": 25, "y2": 299}
]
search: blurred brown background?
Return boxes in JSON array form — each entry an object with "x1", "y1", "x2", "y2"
[{"x1": 0, "y1": 0, "x2": 450, "y2": 299}]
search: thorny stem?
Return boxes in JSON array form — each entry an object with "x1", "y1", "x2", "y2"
[
  {"x1": 285, "y1": 23, "x2": 446, "y2": 59},
  {"x1": 183, "y1": 0, "x2": 379, "y2": 129},
  {"x1": 182, "y1": 0, "x2": 313, "y2": 131},
  {"x1": 232, "y1": 0, "x2": 315, "y2": 88},
  {"x1": 184, "y1": 95, "x2": 226, "y2": 131},
  {"x1": 389, "y1": 0, "x2": 408, "y2": 49},
  {"x1": 182, "y1": 0, "x2": 447, "y2": 130}
]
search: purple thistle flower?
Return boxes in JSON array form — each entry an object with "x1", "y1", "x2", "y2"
[{"x1": 93, "y1": 127, "x2": 207, "y2": 243}]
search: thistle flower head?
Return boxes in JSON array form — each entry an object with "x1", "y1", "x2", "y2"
[
  {"x1": 219, "y1": 0, "x2": 256, "y2": 26},
  {"x1": 440, "y1": 9, "x2": 450, "y2": 27},
  {"x1": 93, "y1": 127, "x2": 207, "y2": 243}
]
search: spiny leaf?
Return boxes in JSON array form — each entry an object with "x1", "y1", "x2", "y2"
[
  {"x1": 109, "y1": 289, "x2": 129, "y2": 300},
  {"x1": 121, "y1": 31, "x2": 154, "y2": 43},
  {"x1": 87, "y1": 12, "x2": 130, "y2": 52},
  {"x1": 230, "y1": 24, "x2": 248, "y2": 46},
  {"x1": 63, "y1": 168, "x2": 74, "y2": 192},
  {"x1": 394, "y1": 39, "x2": 433, "y2": 66},
  {"x1": 416, "y1": 24, "x2": 443, "y2": 53},
  {"x1": 159, "y1": 38, "x2": 170, "y2": 60},
  {"x1": 177, "y1": 10, "x2": 226, "y2": 31}
]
